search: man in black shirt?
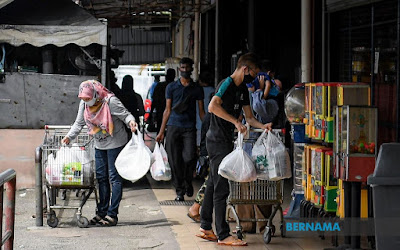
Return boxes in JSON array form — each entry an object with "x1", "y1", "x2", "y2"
[
  {"x1": 149, "y1": 68, "x2": 176, "y2": 133},
  {"x1": 196, "y1": 53, "x2": 272, "y2": 246},
  {"x1": 156, "y1": 58, "x2": 205, "y2": 201}
]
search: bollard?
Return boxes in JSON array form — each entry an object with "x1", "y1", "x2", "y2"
[
  {"x1": 0, "y1": 169, "x2": 16, "y2": 249},
  {"x1": 35, "y1": 146, "x2": 43, "y2": 226}
]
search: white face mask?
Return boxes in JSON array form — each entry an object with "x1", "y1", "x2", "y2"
[{"x1": 84, "y1": 97, "x2": 97, "y2": 106}]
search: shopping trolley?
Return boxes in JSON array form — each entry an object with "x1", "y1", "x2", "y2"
[
  {"x1": 41, "y1": 125, "x2": 98, "y2": 228},
  {"x1": 226, "y1": 128, "x2": 286, "y2": 244}
]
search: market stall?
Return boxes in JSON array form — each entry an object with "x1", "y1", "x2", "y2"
[{"x1": 0, "y1": 0, "x2": 107, "y2": 128}]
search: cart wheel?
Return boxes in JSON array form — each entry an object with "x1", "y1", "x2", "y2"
[
  {"x1": 263, "y1": 227, "x2": 272, "y2": 244},
  {"x1": 236, "y1": 230, "x2": 243, "y2": 240},
  {"x1": 77, "y1": 216, "x2": 89, "y2": 228},
  {"x1": 280, "y1": 222, "x2": 286, "y2": 238},
  {"x1": 48, "y1": 210, "x2": 56, "y2": 217},
  {"x1": 47, "y1": 214, "x2": 59, "y2": 228}
]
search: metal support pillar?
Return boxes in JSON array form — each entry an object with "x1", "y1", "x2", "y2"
[
  {"x1": 301, "y1": 0, "x2": 312, "y2": 82},
  {"x1": 193, "y1": 0, "x2": 200, "y2": 81}
]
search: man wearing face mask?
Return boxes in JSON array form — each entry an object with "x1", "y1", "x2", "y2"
[
  {"x1": 195, "y1": 53, "x2": 272, "y2": 246},
  {"x1": 61, "y1": 80, "x2": 137, "y2": 227},
  {"x1": 156, "y1": 57, "x2": 205, "y2": 201}
]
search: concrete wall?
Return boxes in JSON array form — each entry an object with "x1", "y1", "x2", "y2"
[
  {"x1": 0, "y1": 129, "x2": 43, "y2": 189},
  {"x1": 0, "y1": 73, "x2": 97, "y2": 189},
  {"x1": 0, "y1": 72, "x2": 96, "y2": 129}
]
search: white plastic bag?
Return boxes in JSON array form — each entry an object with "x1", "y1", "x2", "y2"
[
  {"x1": 251, "y1": 130, "x2": 270, "y2": 179},
  {"x1": 150, "y1": 143, "x2": 171, "y2": 181},
  {"x1": 115, "y1": 130, "x2": 153, "y2": 182},
  {"x1": 71, "y1": 143, "x2": 95, "y2": 185},
  {"x1": 45, "y1": 153, "x2": 60, "y2": 185},
  {"x1": 46, "y1": 145, "x2": 85, "y2": 185},
  {"x1": 218, "y1": 132, "x2": 257, "y2": 182},
  {"x1": 265, "y1": 131, "x2": 292, "y2": 180}
]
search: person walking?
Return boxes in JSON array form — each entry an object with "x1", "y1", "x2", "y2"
[
  {"x1": 196, "y1": 53, "x2": 272, "y2": 246},
  {"x1": 156, "y1": 57, "x2": 205, "y2": 201},
  {"x1": 149, "y1": 68, "x2": 176, "y2": 133},
  {"x1": 196, "y1": 69, "x2": 215, "y2": 145},
  {"x1": 149, "y1": 75, "x2": 161, "y2": 100},
  {"x1": 119, "y1": 75, "x2": 145, "y2": 132},
  {"x1": 61, "y1": 80, "x2": 137, "y2": 226}
]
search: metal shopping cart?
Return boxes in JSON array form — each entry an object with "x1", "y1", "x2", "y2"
[
  {"x1": 41, "y1": 125, "x2": 98, "y2": 228},
  {"x1": 226, "y1": 128, "x2": 286, "y2": 244}
]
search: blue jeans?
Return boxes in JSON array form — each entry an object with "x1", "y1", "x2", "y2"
[{"x1": 95, "y1": 146, "x2": 124, "y2": 219}]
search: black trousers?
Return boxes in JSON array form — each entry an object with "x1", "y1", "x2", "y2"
[
  {"x1": 200, "y1": 140, "x2": 233, "y2": 241},
  {"x1": 165, "y1": 125, "x2": 197, "y2": 196}
]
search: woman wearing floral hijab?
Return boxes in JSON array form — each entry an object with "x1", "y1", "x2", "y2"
[{"x1": 62, "y1": 80, "x2": 137, "y2": 226}]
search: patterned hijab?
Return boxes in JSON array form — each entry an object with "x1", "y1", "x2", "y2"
[{"x1": 78, "y1": 80, "x2": 115, "y2": 136}]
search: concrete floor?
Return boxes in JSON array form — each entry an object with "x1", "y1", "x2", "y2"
[
  {"x1": 8, "y1": 131, "x2": 373, "y2": 250},
  {"x1": 150, "y1": 176, "x2": 338, "y2": 250},
  {"x1": 12, "y1": 173, "x2": 375, "y2": 250}
]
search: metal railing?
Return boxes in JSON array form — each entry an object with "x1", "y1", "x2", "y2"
[{"x1": 0, "y1": 169, "x2": 16, "y2": 250}]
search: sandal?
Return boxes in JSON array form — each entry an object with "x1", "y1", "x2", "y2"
[
  {"x1": 187, "y1": 212, "x2": 201, "y2": 223},
  {"x1": 89, "y1": 215, "x2": 104, "y2": 225},
  {"x1": 195, "y1": 229, "x2": 218, "y2": 242},
  {"x1": 99, "y1": 215, "x2": 118, "y2": 226},
  {"x1": 217, "y1": 238, "x2": 248, "y2": 246}
]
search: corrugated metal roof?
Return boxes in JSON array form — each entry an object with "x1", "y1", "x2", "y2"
[{"x1": 110, "y1": 27, "x2": 171, "y2": 64}]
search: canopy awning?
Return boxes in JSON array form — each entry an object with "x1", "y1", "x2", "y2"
[{"x1": 0, "y1": 0, "x2": 107, "y2": 47}]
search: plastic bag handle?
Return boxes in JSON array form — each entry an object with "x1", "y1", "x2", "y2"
[
  {"x1": 136, "y1": 130, "x2": 145, "y2": 147},
  {"x1": 129, "y1": 130, "x2": 145, "y2": 147},
  {"x1": 237, "y1": 132, "x2": 244, "y2": 148}
]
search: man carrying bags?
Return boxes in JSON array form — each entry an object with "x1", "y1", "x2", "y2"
[{"x1": 196, "y1": 52, "x2": 272, "y2": 246}]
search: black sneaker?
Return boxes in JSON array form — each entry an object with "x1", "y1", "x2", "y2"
[{"x1": 175, "y1": 195, "x2": 184, "y2": 201}]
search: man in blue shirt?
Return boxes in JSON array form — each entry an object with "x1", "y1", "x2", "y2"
[
  {"x1": 149, "y1": 75, "x2": 160, "y2": 100},
  {"x1": 156, "y1": 57, "x2": 205, "y2": 201}
]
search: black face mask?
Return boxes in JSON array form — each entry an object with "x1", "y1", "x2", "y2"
[
  {"x1": 243, "y1": 74, "x2": 255, "y2": 84},
  {"x1": 181, "y1": 71, "x2": 192, "y2": 79}
]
